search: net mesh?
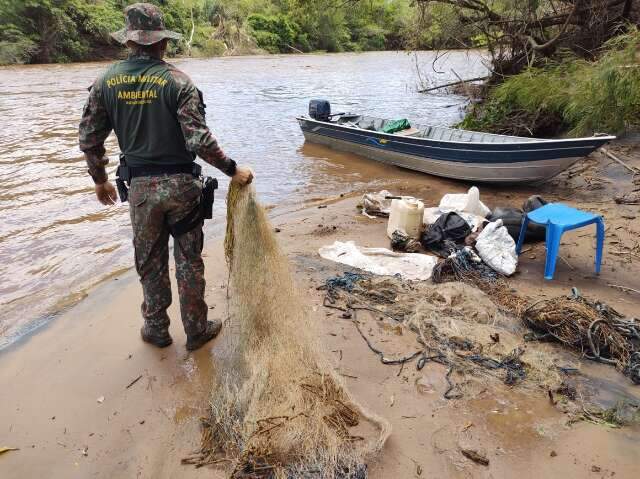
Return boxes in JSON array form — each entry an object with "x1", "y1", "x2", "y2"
[{"x1": 189, "y1": 184, "x2": 390, "y2": 478}]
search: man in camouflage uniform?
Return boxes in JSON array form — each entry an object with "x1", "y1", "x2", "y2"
[{"x1": 79, "y1": 3, "x2": 253, "y2": 351}]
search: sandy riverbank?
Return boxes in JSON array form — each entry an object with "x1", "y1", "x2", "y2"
[{"x1": 1, "y1": 144, "x2": 639, "y2": 478}]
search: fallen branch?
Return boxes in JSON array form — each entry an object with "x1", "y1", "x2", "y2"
[
  {"x1": 524, "y1": 3, "x2": 577, "y2": 51},
  {"x1": 559, "y1": 254, "x2": 575, "y2": 270},
  {"x1": 601, "y1": 148, "x2": 640, "y2": 174},
  {"x1": 285, "y1": 44, "x2": 304, "y2": 54},
  {"x1": 608, "y1": 284, "x2": 640, "y2": 295},
  {"x1": 418, "y1": 76, "x2": 489, "y2": 93},
  {"x1": 126, "y1": 374, "x2": 143, "y2": 389}
]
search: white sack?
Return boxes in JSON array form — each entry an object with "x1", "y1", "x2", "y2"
[
  {"x1": 475, "y1": 219, "x2": 518, "y2": 276},
  {"x1": 438, "y1": 186, "x2": 491, "y2": 218},
  {"x1": 319, "y1": 241, "x2": 438, "y2": 281}
]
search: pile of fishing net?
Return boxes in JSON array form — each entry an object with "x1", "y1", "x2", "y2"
[
  {"x1": 321, "y1": 274, "x2": 566, "y2": 398},
  {"x1": 185, "y1": 184, "x2": 390, "y2": 477},
  {"x1": 430, "y1": 246, "x2": 528, "y2": 315},
  {"x1": 522, "y1": 288, "x2": 640, "y2": 384},
  {"x1": 432, "y1": 253, "x2": 640, "y2": 385}
]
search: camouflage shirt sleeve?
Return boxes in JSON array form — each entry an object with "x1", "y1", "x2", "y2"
[
  {"x1": 79, "y1": 77, "x2": 112, "y2": 184},
  {"x1": 168, "y1": 66, "x2": 237, "y2": 177}
]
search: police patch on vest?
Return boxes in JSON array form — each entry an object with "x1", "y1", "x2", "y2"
[{"x1": 117, "y1": 89, "x2": 159, "y2": 105}]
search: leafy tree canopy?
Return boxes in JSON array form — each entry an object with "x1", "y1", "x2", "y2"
[{"x1": 0, "y1": 0, "x2": 427, "y2": 64}]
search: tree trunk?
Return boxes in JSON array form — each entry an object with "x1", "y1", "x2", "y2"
[{"x1": 186, "y1": 6, "x2": 195, "y2": 56}]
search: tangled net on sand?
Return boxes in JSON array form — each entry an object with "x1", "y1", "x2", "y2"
[
  {"x1": 186, "y1": 184, "x2": 390, "y2": 477},
  {"x1": 432, "y1": 253, "x2": 640, "y2": 385},
  {"x1": 430, "y1": 247, "x2": 528, "y2": 315},
  {"x1": 322, "y1": 275, "x2": 565, "y2": 398},
  {"x1": 522, "y1": 289, "x2": 640, "y2": 384}
]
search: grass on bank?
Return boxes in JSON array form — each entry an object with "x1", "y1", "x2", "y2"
[{"x1": 460, "y1": 29, "x2": 640, "y2": 138}]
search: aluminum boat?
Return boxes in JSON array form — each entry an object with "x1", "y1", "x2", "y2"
[{"x1": 297, "y1": 102, "x2": 615, "y2": 184}]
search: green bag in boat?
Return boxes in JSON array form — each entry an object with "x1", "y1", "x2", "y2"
[{"x1": 380, "y1": 119, "x2": 411, "y2": 134}]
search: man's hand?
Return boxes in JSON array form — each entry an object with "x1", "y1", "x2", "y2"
[
  {"x1": 95, "y1": 181, "x2": 118, "y2": 205},
  {"x1": 231, "y1": 166, "x2": 254, "y2": 186}
]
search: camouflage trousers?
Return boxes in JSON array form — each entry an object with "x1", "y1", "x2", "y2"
[{"x1": 128, "y1": 173, "x2": 208, "y2": 337}]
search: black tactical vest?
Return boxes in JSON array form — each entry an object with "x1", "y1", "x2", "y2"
[{"x1": 100, "y1": 57, "x2": 194, "y2": 167}]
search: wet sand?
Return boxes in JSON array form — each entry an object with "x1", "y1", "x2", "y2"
[{"x1": 1, "y1": 144, "x2": 640, "y2": 478}]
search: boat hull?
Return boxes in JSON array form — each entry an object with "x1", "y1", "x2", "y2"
[{"x1": 298, "y1": 117, "x2": 613, "y2": 184}]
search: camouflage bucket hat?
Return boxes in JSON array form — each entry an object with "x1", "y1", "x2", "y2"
[{"x1": 111, "y1": 2, "x2": 182, "y2": 45}]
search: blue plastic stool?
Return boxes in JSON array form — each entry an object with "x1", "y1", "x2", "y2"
[{"x1": 516, "y1": 203, "x2": 604, "y2": 280}]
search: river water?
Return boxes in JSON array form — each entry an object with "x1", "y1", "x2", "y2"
[{"x1": 0, "y1": 51, "x2": 486, "y2": 350}]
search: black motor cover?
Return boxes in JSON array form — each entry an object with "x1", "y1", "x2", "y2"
[
  {"x1": 488, "y1": 207, "x2": 525, "y2": 240},
  {"x1": 309, "y1": 99, "x2": 331, "y2": 121},
  {"x1": 487, "y1": 195, "x2": 549, "y2": 243},
  {"x1": 521, "y1": 195, "x2": 548, "y2": 241},
  {"x1": 523, "y1": 195, "x2": 547, "y2": 213}
]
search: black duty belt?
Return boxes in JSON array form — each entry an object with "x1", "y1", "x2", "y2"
[
  {"x1": 115, "y1": 159, "x2": 202, "y2": 202},
  {"x1": 115, "y1": 157, "x2": 202, "y2": 201},
  {"x1": 129, "y1": 163, "x2": 200, "y2": 179}
]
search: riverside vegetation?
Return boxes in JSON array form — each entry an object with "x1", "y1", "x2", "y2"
[
  {"x1": 0, "y1": 0, "x2": 433, "y2": 64},
  {"x1": 419, "y1": 0, "x2": 640, "y2": 138},
  {"x1": 1, "y1": 0, "x2": 639, "y2": 139},
  {"x1": 461, "y1": 30, "x2": 640, "y2": 138}
]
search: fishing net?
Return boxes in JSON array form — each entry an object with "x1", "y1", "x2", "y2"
[
  {"x1": 321, "y1": 275, "x2": 565, "y2": 398},
  {"x1": 433, "y1": 254, "x2": 640, "y2": 385},
  {"x1": 522, "y1": 289, "x2": 640, "y2": 384},
  {"x1": 187, "y1": 183, "x2": 390, "y2": 477},
  {"x1": 431, "y1": 247, "x2": 528, "y2": 315}
]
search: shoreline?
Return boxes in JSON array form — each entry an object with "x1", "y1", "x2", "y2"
[
  {"x1": 1, "y1": 146, "x2": 640, "y2": 477},
  {"x1": 0, "y1": 48, "x2": 484, "y2": 69},
  {"x1": 0, "y1": 192, "x2": 347, "y2": 353}
]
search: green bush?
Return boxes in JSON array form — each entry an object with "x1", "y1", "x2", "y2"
[
  {"x1": 0, "y1": 39, "x2": 38, "y2": 65},
  {"x1": 353, "y1": 24, "x2": 386, "y2": 51},
  {"x1": 247, "y1": 13, "x2": 299, "y2": 53},
  {"x1": 193, "y1": 38, "x2": 227, "y2": 56},
  {"x1": 461, "y1": 29, "x2": 640, "y2": 137},
  {"x1": 0, "y1": 25, "x2": 37, "y2": 64},
  {"x1": 251, "y1": 29, "x2": 281, "y2": 53},
  {"x1": 295, "y1": 32, "x2": 311, "y2": 52}
]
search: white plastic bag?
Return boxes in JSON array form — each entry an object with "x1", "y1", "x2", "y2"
[
  {"x1": 318, "y1": 241, "x2": 438, "y2": 280},
  {"x1": 475, "y1": 220, "x2": 518, "y2": 276},
  {"x1": 438, "y1": 186, "x2": 491, "y2": 218}
]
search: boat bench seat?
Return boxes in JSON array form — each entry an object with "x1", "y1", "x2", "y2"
[{"x1": 395, "y1": 127, "x2": 421, "y2": 137}]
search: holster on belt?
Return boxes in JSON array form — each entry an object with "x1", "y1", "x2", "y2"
[
  {"x1": 115, "y1": 154, "x2": 131, "y2": 203},
  {"x1": 169, "y1": 176, "x2": 218, "y2": 237},
  {"x1": 201, "y1": 176, "x2": 216, "y2": 220}
]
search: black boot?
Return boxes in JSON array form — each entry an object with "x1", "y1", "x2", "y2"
[
  {"x1": 186, "y1": 319, "x2": 222, "y2": 351},
  {"x1": 140, "y1": 325, "x2": 173, "y2": 348}
]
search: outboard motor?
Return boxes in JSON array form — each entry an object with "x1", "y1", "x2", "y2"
[{"x1": 309, "y1": 99, "x2": 331, "y2": 122}]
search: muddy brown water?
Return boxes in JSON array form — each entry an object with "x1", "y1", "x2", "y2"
[{"x1": 0, "y1": 51, "x2": 488, "y2": 350}]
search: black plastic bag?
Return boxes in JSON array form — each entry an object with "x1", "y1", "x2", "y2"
[
  {"x1": 420, "y1": 212, "x2": 471, "y2": 257},
  {"x1": 521, "y1": 195, "x2": 548, "y2": 241},
  {"x1": 523, "y1": 195, "x2": 547, "y2": 213},
  {"x1": 487, "y1": 196, "x2": 548, "y2": 243},
  {"x1": 487, "y1": 207, "x2": 524, "y2": 241}
]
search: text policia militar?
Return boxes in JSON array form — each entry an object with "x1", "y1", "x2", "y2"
[{"x1": 105, "y1": 73, "x2": 168, "y2": 88}]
